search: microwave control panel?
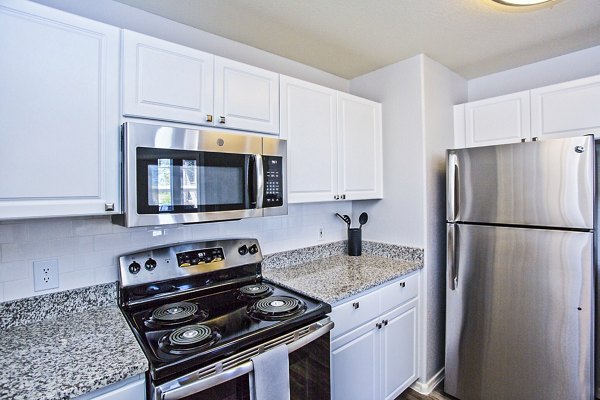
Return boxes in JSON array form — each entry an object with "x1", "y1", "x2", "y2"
[{"x1": 263, "y1": 156, "x2": 283, "y2": 207}]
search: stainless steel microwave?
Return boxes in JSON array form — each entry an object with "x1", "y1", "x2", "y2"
[{"x1": 112, "y1": 122, "x2": 287, "y2": 227}]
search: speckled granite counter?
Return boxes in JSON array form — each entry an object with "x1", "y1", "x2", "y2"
[
  {"x1": 263, "y1": 241, "x2": 423, "y2": 304},
  {"x1": 0, "y1": 284, "x2": 147, "y2": 400}
]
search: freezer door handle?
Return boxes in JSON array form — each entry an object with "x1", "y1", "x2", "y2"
[
  {"x1": 447, "y1": 152, "x2": 459, "y2": 221},
  {"x1": 447, "y1": 224, "x2": 458, "y2": 290}
]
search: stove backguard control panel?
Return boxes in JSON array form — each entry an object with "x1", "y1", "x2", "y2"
[{"x1": 118, "y1": 239, "x2": 262, "y2": 288}]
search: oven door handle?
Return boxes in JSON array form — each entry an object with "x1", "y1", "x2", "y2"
[{"x1": 157, "y1": 317, "x2": 333, "y2": 400}]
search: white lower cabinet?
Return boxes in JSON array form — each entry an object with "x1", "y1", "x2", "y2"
[{"x1": 330, "y1": 271, "x2": 420, "y2": 400}]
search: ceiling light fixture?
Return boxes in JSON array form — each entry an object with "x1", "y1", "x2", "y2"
[{"x1": 492, "y1": 0, "x2": 553, "y2": 5}]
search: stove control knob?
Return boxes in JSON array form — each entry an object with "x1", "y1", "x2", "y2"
[
  {"x1": 238, "y1": 245, "x2": 248, "y2": 255},
  {"x1": 145, "y1": 258, "x2": 157, "y2": 271},
  {"x1": 248, "y1": 244, "x2": 258, "y2": 255},
  {"x1": 128, "y1": 261, "x2": 141, "y2": 274}
]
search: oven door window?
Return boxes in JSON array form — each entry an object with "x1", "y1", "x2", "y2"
[{"x1": 136, "y1": 148, "x2": 255, "y2": 214}]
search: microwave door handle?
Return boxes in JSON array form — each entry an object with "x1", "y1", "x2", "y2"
[{"x1": 254, "y1": 154, "x2": 264, "y2": 209}]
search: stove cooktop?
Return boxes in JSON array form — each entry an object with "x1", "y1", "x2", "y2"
[{"x1": 122, "y1": 280, "x2": 329, "y2": 382}]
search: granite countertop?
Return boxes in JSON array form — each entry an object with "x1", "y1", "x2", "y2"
[
  {"x1": 263, "y1": 253, "x2": 423, "y2": 304},
  {"x1": 0, "y1": 285, "x2": 148, "y2": 400}
]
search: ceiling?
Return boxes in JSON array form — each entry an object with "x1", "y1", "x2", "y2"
[{"x1": 113, "y1": 0, "x2": 600, "y2": 80}]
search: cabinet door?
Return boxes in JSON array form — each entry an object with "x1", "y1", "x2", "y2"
[
  {"x1": 465, "y1": 91, "x2": 530, "y2": 147},
  {"x1": 331, "y1": 322, "x2": 380, "y2": 400},
  {"x1": 454, "y1": 104, "x2": 466, "y2": 148},
  {"x1": 281, "y1": 76, "x2": 338, "y2": 203},
  {"x1": 380, "y1": 300, "x2": 419, "y2": 400},
  {"x1": 338, "y1": 93, "x2": 383, "y2": 200},
  {"x1": 531, "y1": 74, "x2": 600, "y2": 140},
  {"x1": 0, "y1": 0, "x2": 120, "y2": 219},
  {"x1": 214, "y1": 57, "x2": 279, "y2": 134},
  {"x1": 122, "y1": 30, "x2": 214, "y2": 125}
]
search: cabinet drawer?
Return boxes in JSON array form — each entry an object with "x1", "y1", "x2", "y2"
[
  {"x1": 330, "y1": 290, "x2": 379, "y2": 339},
  {"x1": 379, "y1": 273, "x2": 419, "y2": 313}
]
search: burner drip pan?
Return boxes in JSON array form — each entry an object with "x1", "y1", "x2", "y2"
[
  {"x1": 159, "y1": 324, "x2": 220, "y2": 354},
  {"x1": 238, "y1": 283, "x2": 273, "y2": 300},
  {"x1": 249, "y1": 296, "x2": 307, "y2": 321},
  {"x1": 146, "y1": 301, "x2": 208, "y2": 329}
]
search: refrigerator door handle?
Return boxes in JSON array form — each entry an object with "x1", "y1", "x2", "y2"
[
  {"x1": 447, "y1": 152, "x2": 459, "y2": 222},
  {"x1": 447, "y1": 224, "x2": 458, "y2": 290}
]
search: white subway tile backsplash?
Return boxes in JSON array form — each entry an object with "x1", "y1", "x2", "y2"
[{"x1": 0, "y1": 202, "x2": 352, "y2": 302}]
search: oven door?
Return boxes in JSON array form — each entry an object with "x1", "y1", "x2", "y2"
[
  {"x1": 152, "y1": 317, "x2": 333, "y2": 400},
  {"x1": 121, "y1": 122, "x2": 265, "y2": 227}
]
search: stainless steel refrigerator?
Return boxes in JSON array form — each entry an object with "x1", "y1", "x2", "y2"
[{"x1": 445, "y1": 135, "x2": 595, "y2": 400}]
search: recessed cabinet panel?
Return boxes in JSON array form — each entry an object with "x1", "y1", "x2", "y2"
[
  {"x1": 531, "y1": 75, "x2": 600, "y2": 139},
  {"x1": 331, "y1": 327, "x2": 380, "y2": 400},
  {"x1": 465, "y1": 91, "x2": 530, "y2": 147},
  {"x1": 381, "y1": 302, "x2": 418, "y2": 400},
  {"x1": 281, "y1": 76, "x2": 338, "y2": 203},
  {"x1": 338, "y1": 94, "x2": 383, "y2": 200},
  {"x1": 0, "y1": 0, "x2": 120, "y2": 218},
  {"x1": 214, "y1": 57, "x2": 279, "y2": 134},
  {"x1": 122, "y1": 30, "x2": 214, "y2": 124}
]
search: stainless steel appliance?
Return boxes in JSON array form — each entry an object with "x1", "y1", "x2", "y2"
[
  {"x1": 113, "y1": 122, "x2": 287, "y2": 227},
  {"x1": 118, "y1": 238, "x2": 332, "y2": 399},
  {"x1": 445, "y1": 135, "x2": 594, "y2": 400}
]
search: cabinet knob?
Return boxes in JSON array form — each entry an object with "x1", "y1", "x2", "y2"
[
  {"x1": 382, "y1": 319, "x2": 388, "y2": 326},
  {"x1": 219, "y1": 116, "x2": 226, "y2": 124},
  {"x1": 334, "y1": 195, "x2": 340, "y2": 200},
  {"x1": 521, "y1": 138, "x2": 526, "y2": 143},
  {"x1": 532, "y1": 137, "x2": 538, "y2": 141},
  {"x1": 399, "y1": 281, "x2": 406, "y2": 288},
  {"x1": 206, "y1": 114, "x2": 213, "y2": 122},
  {"x1": 376, "y1": 322, "x2": 382, "y2": 329},
  {"x1": 352, "y1": 302, "x2": 360, "y2": 309},
  {"x1": 341, "y1": 194, "x2": 346, "y2": 199},
  {"x1": 105, "y1": 203, "x2": 114, "y2": 212}
]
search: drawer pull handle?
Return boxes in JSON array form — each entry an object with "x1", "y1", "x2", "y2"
[
  {"x1": 352, "y1": 302, "x2": 360, "y2": 309},
  {"x1": 399, "y1": 282, "x2": 406, "y2": 288}
]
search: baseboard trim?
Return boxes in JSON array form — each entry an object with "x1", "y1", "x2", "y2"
[{"x1": 410, "y1": 367, "x2": 445, "y2": 395}]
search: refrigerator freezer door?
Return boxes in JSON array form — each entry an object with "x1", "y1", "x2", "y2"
[
  {"x1": 447, "y1": 135, "x2": 594, "y2": 229},
  {"x1": 445, "y1": 224, "x2": 593, "y2": 400}
]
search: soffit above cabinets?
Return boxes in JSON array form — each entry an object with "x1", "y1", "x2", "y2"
[{"x1": 112, "y1": 0, "x2": 600, "y2": 79}]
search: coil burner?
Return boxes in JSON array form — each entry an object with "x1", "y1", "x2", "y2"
[
  {"x1": 146, "y1": 302, "x2": 208, "y2": 329},
  {"x1": 238, "y1": 283, "x2": 274, "y2": 300},
  {"x1": 159, "y1": 324, "x2": 220, "y2": 354},
  {"x1": 249, "y1": 296, "x2": 306, "y2": 321}
]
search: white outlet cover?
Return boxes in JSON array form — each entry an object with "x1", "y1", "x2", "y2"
[{"x1": 33, "y1": 259, "x2": 59, "y2": 291}]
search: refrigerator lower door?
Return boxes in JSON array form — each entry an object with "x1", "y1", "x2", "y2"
[{"x1": 445, "y1": 224, "x2": 593, "y2": 400}]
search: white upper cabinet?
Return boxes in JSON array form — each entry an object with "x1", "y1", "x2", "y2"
[
  {"x1": 0, "y1": 0, "x2": 120, "y2": 219},
  {"x1": 122, "y1": 30, "x2": 214, "y2": 125},
  {"x1": 281, "y1": 77, "x2": 383, "y2": 203},
  {"x1": 531, "y1": 74, "x2": 600, "y2": 139},
  {"x1": 214, "y1": 57, "x2": 280, "y2": 134},
  {"x1": 281, "y1": 76, "x2": 338, "y2": 203},
  {"x1": 338, "y1": 94, "x2": 383, "y2": 200},
  {"x1": 464, "y1": 91, "x2": 531, "y2": 148}
]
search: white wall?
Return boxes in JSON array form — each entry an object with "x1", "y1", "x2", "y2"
[
  {"x1": 31, "y1": 0, "x2": 349, "y2": 92},
  {"x1": 349, "y1": 56, "x2": 425, "y2": 248},
  {"x1": 468, "y1": 45, "x2": 600, "y2": 101},
  {"x1": 421, "y1": 56, "x2": 467, "y2": 381},
  {"x1": 0, "y1": 202, "x2": 350, "y2": 302}
]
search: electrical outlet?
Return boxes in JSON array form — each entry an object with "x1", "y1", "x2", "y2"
[
  {"x1": 318, "y1": 227, "x2": 324, "y2": 241},
  {"x1": 33, "y1": 259, "x2": 59, "y2": 292}
]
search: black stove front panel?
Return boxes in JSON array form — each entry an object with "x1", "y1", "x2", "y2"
[{"x1": 122, "y1": 282, "x2": 330, "y2": 382}]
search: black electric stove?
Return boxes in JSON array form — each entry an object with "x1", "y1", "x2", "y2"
[{"x1": 118, "y1": 239, "x2": 331, "y2": 385}]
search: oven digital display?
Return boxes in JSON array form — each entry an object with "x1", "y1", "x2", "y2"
[{"x1": 177, "y1": 247, "x2": 225, "y2": 267}]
